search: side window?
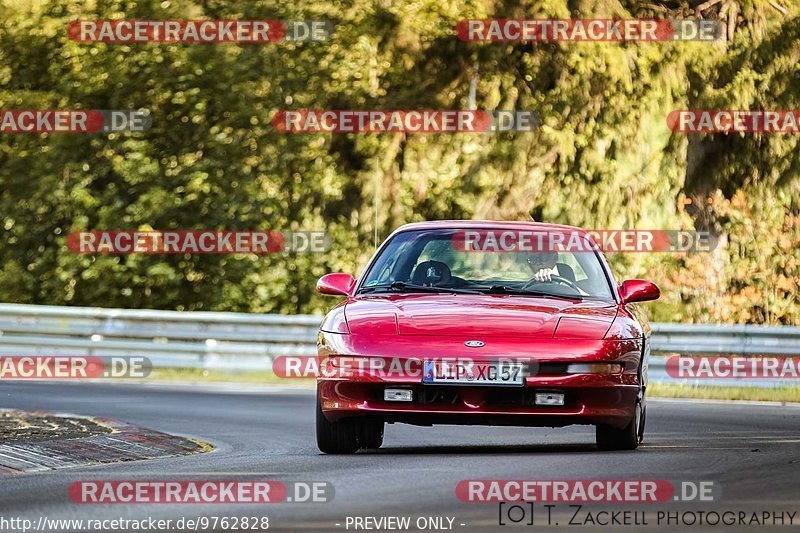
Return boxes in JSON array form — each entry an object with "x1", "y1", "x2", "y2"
[
  {"x1": 364, "y1": 237, "x2": 417, "y2": 285},
  {"x1": 373, "y1": 257, "x2": 397, "y2": 284}
]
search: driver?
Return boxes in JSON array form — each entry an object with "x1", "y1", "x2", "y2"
[{"x1": 525, "y1": 250, "x2": 558, "y2": 282}]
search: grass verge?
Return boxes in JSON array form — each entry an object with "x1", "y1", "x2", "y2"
[
  {"x1": 649, "y1": 382, "x2": 800, "y2": 403},
  {"x1": 145, "y1": 367, "x2": 311, "y2": 385}
]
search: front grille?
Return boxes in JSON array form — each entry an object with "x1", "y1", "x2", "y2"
[
  {"x1": 413, "y1": 385, "x2": 563, "y2": 407},
  {"x1": 414, "y1": 386, "x2": 460, "y2": 405},
  {"x1": 534, "y1": 362, "x2": 571, "y2": 375}
]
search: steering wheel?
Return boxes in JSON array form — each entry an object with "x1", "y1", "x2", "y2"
[
  {"x1": 521, "y1": 274, "x2": 583, "y2": 293},
  {"x1": 411, "y1": 260, "x2": 452, "y2": 287}
]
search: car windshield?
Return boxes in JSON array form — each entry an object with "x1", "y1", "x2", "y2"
[{"x1": 359, "y1": 228, "x2": 615, "y2": 299}]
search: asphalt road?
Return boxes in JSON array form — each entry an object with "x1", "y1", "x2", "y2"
[{"x1": 1, "y1": 381, "x2": 799, "y2": 532}]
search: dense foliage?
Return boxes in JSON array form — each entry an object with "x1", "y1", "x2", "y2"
[{"x1": 0, "y1": 0, "x2": 797, "y2": 323}]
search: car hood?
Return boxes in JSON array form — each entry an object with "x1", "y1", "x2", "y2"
[{"x1": 344, "y1": 294, "x2": 618, "y2": 338}]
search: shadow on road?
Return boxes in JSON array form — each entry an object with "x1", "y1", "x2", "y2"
[{"x1": 360, "y1": 443, "x2": 607, "y2": 455}]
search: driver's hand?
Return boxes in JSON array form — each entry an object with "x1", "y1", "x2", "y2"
[{"x1": 532, "y1": 267, "x2": 554, "y2": 282}]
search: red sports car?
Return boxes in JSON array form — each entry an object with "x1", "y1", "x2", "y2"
[{"x1": 315, "y1": 221, "x2": 660, "y2": 453}]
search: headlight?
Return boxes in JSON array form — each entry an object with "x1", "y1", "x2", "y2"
[{"x1": 565, "y1": 363, "x2": 623, "y2": 374}]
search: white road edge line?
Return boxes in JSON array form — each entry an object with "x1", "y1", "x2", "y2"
[{"x1": 649, "y1": 397, "x2": 800, "y2": 407}]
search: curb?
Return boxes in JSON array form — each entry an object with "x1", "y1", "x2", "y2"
[{"x1": 0, "y1": 412, "x2": 213, "y2": 476}]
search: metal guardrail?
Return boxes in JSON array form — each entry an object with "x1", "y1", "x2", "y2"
[
  {"x1": 647, "y1": 323, "x2": 800, "y2": 388},
  {"x1": 650, "y1": 323, "x2": 800, "y2": 356},
  {"x1": 0, "y1": 303, "x2": 319, "y2": 371},
  {"x1": 0, "y1": 303, "x2": 797, "y2": 386}
]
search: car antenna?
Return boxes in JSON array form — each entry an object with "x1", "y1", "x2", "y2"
[{"x1": 374, "y1": 157, "x2": 380, "y2": 249}]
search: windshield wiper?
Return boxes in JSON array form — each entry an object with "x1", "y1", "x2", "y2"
[
  {"x1": 480, "y1": 285, "x2": 586, "y2": 300},
  {"x1": 359, "y1": 281, "x2": 482, "y2": 295}
]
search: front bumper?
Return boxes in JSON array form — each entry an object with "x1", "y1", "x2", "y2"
[
  {"x1": 318, "y1": 373, "x2": 638, "y2": 429},
  {"x1": 316, "y1": 332, "x2": 644, "y2": 429}
]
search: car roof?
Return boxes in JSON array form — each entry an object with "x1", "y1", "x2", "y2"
[{"x1": 392, "y1": 220, "x2": 588, "y2": 234}]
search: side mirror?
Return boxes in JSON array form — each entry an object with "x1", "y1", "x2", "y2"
[
  {"x1": 317, "y1": 273, "x2": 356, "y2": 296},
  {"x1": 619, "y1": 279, "x2": 660, "y2": 304}
]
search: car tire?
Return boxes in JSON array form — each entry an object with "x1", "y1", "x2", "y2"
[
  {"x1": 316, "y1": 394, "x2": 359, "y2": 454},
  {"x1": 357, "y1": 420, "x2": 384, "y2": 449},
  {"x1": 637, "y1": 400, "x2": 647, "y2": 444},
  {"x1": 595, "y1": 399, "x2": 642, "y2": 451}
]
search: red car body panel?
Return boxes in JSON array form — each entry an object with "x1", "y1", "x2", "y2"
[{"x1": 316, "y1": 221, "x2": 654, "y2": 430}]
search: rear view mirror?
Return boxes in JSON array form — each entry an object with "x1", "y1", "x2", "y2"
[
  {"x1": 317, "y1": 273, "x2": 356, "y2": 296},
  {"x1": 619, "y1": 279, "x2": 660, "y2": 304}
]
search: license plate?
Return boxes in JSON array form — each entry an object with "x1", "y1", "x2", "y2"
[{"x1": 422, "y1": 360, "x2": 524, "y2": 386}]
